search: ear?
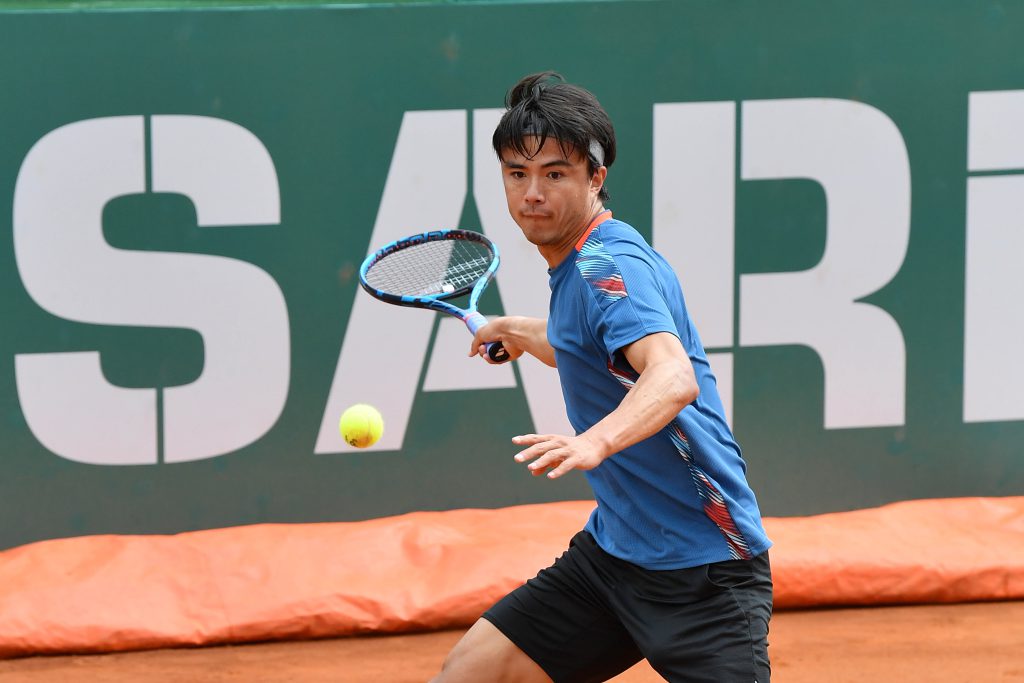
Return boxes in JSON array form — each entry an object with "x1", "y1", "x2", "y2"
[{"x1": 591, "y1": 166, "x2": 607, "y2": 194}]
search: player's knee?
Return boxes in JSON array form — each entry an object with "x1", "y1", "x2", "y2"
[
  {"x1": 430, "y1": 640, "x2": 470, "y2": 683},
  {"x1": 432, "y1": 650, "x2": 520, "y2": 683},
  {"x1": 432, "y1": 618, "x2": 552, "y2": 683},
  {"x1": 428, "y1": 657, "x2": 454, "y2": 683}
]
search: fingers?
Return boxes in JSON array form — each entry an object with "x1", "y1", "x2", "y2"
[
  {"x1": 468, "y1": 335, "x2": 504, "y2": 364},
  {"x1": 544, "y1": 457, "x2": 577, "y2": 480},
  {"x1": 512, "y1": 434, "x2": 577, "y2": 478},
  {"x1": 468, "y1": 318, "x2": 494, "y2": 357},
  {"x1": 512, "y1": 434, "x2": 605, "y2": 479},
  {"x1": 468, "y1": 338, "x2": 497, "y2": 363},
  {"x1": 468, "y1": 317, "x2": 499, "y2": 358},
  {"x1": 512, "y1": 434, "x2": 556, "y2": 468},
  {"x1": 511, "y1": 434, "x2": 551, "y2": 447},
  {"x1": 467, "y1": 317, "x2": 524, "y2": 363},
  {"x1": 471, "y1": 338, "x2": 523, "y2": 364},
  {"x1": 526, "y1": 448, "x2": 574, "y2": 479},
  {"x1": 475, "y1": 344, "x2": 506, "y2": 364}
]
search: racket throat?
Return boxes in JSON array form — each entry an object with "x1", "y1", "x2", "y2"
[{"x1": 464, "y1": 311, "x2": 489, "y2": 335}]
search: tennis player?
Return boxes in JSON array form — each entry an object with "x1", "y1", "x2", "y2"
[{"x1": 432, "y1": 72, "x2": 773, "y2": 683}]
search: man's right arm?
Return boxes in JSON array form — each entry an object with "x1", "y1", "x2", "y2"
[{"x1": 469, "y1": 316, "x2": 556, "y2": 367}]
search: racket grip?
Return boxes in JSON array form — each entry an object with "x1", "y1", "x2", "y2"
[
  {"x1": 487, "y1": 341, "x2": 510, "y2": 363},
  {"x1": 466, "y1": 312, "x2": 511, "y2": 364}
]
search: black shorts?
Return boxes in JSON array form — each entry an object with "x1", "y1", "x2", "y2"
[{"x1": 483, "y1": 531, "x2": 772, "y2": 683}]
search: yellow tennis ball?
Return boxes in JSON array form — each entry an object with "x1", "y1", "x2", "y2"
[{"x1": 339, "y1": 404, "x2": 384, "y2": 448}]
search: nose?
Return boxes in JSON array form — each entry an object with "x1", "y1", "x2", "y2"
[{"x1": 524, "y1": 176, "x2": 543, "y2": 204}]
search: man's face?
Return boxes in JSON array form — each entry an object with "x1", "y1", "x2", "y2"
[{"x1": 500, "y1": 136, "x2": 604, "y2": 253}]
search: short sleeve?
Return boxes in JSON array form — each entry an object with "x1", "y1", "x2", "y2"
[{"x1": 577, "y1": 249, "x2": 679, "y2": 359}]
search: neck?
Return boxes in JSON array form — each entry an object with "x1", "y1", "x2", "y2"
[{"x1": 539, "y1": 203, "x2": 607, "y2": 268}]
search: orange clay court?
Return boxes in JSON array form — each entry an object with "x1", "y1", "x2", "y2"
[
  {"x1": 0, "y1": 601, "x2": 1022, "y2": 682},
  {"x1": 0, "y1": 497, "x2": 1022, "y2": 681}
]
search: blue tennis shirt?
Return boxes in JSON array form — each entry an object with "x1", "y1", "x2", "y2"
[{"x1": 547, "y1": 212, "x2": 772, "y2": 570}]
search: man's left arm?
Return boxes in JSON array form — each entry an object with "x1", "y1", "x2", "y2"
[{"x1": 512, "y1": 331, "x2": 698, "y2": 479}]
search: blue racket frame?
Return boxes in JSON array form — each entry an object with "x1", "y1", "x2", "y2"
[{"x1": 358, "y1": 229, "x2": 509, "y2": 362}]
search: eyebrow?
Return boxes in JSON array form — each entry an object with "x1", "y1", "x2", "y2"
[{"x1": 503, "y1": 159, "x2": 574, "y2": 169}]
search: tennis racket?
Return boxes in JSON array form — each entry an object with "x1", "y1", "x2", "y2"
[{"x1": 359, "y1": 229, "x2": 510, "y2": 363}]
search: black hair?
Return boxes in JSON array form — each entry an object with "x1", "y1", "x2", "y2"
[{"x1": 492, "y1": 71, "x2": 616, "y2": 201}]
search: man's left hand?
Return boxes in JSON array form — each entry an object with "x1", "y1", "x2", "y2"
[{"x1": 511, "y1": 433, "x2": 608, "y2": 479}]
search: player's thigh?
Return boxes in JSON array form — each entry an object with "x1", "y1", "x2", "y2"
[
  {"x1": 432, "y1": 618, "x2": 552, "y2": 683},
  {"x1": 483, "y1": 533, "x2": 644, "y2": 682},
  {"x1": 619, "y1": 552, "x2": 773, "y2": 683}
]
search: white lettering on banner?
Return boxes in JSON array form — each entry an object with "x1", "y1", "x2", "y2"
[
  {"x1": 653, "y1": 102, "x2": 736, "y2": 349},
  {"x1": 150, "y1": 116, "x2": 289, "y2": 462},
  {"x1": 13, "y1": 116, "x2": 289, "y2": 464},
  {"x1": 964, "y1": 90, "x2": 1024, "y2": 422},
  {"x1": 653, "y1": 102, "x2": 737, "y2": 424},
  {"x1": 14, "y1": 117, "x2": 155, "y2": 464},
  {"x1": 653, "y1": 99, "x2": 910, "y2": 429},
  {"x1": 740, "y1": 99, "x2": 910, "y2": 429},
  {"x1": 19, "y1": 93, "x2": 1024, "y2": 466}
]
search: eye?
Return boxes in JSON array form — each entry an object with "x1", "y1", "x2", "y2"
[
  {"x1": 509, "y1": 171, "x2": 525, "y2": 179},
  {"x1": 548, "y1": 171, "x2": 563, "y2": 180}
]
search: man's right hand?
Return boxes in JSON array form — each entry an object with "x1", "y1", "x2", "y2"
[
  {"x1": 468, "y1": 316, "x2": 556, "y2": 367},
  {"x1": 469, "y1": 316, "x2": 526, "y2": 364}
]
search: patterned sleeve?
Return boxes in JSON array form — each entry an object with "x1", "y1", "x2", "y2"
[{"x1": 576, "y1": 233, "x2": 679, "y2": 359}]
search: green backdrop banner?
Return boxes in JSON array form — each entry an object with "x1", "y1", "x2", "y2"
[{"x1": 2, "y1": 1, "x2": 1023, "y2": 549}]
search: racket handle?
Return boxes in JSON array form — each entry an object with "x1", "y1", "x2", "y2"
[
  {"x1": 465, "y1": 313, "x2": 511, "y2": 364},
  {"x1": 487, "y1": 341, "x2": 510, "y2": 363}
]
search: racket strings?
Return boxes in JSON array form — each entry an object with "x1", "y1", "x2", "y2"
[{"x1": 366, "y1": 238, "x2": 493, "y2": 297}]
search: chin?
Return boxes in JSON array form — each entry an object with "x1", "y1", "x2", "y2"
[
  {"x1": 519, "y1": 213, "x2": 552, "y2": 228},
  {"x1": 518, "y1": 222, "x2": 554, "y2": 245}
]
